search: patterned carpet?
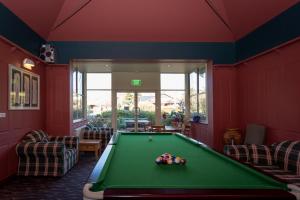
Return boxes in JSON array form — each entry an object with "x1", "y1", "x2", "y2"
[{"x1": 0, "y1": 153, "x2": 97, "y2": 200}]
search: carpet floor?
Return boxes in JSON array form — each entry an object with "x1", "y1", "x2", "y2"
[{"x1": 0, "y1": 153, "x2": 97, "y2": 200}]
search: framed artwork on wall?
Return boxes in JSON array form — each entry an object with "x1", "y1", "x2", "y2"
[
  {"x1": 23, "y1": 73, "x2": 31, "y2": 107},
  {"x1": 8, "y1": 64, "x2": 40, "y2": 110},
  {"x1": 31, "y1": 75, "x2": 39, "y2": 108}
]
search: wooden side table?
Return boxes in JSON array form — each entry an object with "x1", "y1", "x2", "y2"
[{"x1": 79, "y1": 140, "x2": 101, "y2": 159}]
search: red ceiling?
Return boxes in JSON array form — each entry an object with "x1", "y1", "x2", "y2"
[{"x1": 1, "y1": 0, "x2": 299, "y2": 42}]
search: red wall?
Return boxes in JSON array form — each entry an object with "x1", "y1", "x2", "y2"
[
  {"x1": 237, "y1": 40, "x2": 300, "y2": 144},
  {"x1": 45, "y1": 64, "x2": 72, "y2": 136},
  {"x1": 0, "y1": 39, "x2": 46, "y2": 181},
  {"x1": 212, "y1": 66, "x2": 239, "y2": 151},
  {"x1": 45, "y1": 64, "x2": 87, "y2": 136}
]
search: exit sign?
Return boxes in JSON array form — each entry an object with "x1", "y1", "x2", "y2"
[{"x1": 131, "y1": 79, "x2": 142, "y2": 87}]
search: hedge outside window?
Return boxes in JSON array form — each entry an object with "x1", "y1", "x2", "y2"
[{"x1": 160, "y1": 74, "x2": 185, "y2": 126}]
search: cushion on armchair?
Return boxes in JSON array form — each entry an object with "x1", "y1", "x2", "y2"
[
  {"x1": 48, "y1": 136, "x2": 79, "y2": 149},
  {"x1": 248, "y1": 144, "x2": 273, "y2": 165},
  {"x1": 16, "y1": 142, "x2": 65, "y2": 158},
  {"x1": 273, "y1": 140, "x2": 300, "y2": 175},
  {"x1": 22, "y1": 130, "x2": 48, "y2": 143},
  {"x1": 224, "y1": 145, "x2": 250, "y2": 162}
]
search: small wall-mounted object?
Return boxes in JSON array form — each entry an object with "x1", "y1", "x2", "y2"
[
  {"x1": 23, "y1": 58, "x2": 35, "y2": 70},
  {"x1": 40, "y1": 44, "x2": 55, "y2": 63},
  {"x1": 131, "y1": 79, "x2": 142, "y2": 87},
  {"x1": 0, "y1": 113, "x2": 6, "y2": 118}
]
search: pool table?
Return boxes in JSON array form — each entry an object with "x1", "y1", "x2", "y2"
[{"x1": 83, "y1": 132, "x2": 296, "y2": 200}]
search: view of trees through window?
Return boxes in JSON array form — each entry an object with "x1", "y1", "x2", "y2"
[
  {"x1": 160, "y1": 74, "x2": 185, "y2": 127},
  {"x1": 189, "y1": 66, "x2": 207, "y2": 122},
  {"x1": 86, "y1": 73, "x2": 112, "y2": 127},
  {"x1": 82, "y1": 69, "x2": 206, "y2": 128}
]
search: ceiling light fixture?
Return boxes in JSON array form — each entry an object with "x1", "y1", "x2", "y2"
[{"x1": 23, "y1": 58, "x2": 35, "y2": 70}]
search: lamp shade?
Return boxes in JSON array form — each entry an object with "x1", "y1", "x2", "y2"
[{"x1": 23, "y1": 58, "x2": 35, "y2": 70}]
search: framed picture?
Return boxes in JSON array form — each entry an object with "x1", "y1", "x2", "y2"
[
  {"x1": 23, "y1": 73, "x2": 31, "y2": 107},
  {"x1": 8, "y1": 64, "x2": 40, "y2": 110},
  {"x1": 9, "y1": 66, "x2": 22, "y2": 108},
  {"x1": 31, "y1": 75, "x2": 39, "y2": 108}
]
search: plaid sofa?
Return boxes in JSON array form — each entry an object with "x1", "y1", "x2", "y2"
[
  {"x1": 224, "y1": 141, "x2": 300, "y2": 198},
  {"x1": 16, "y1": 130, "x2": 79, "y2": 177},
  {"x1": 80, "y1": 125, "x2": 113, "y2": 153}
]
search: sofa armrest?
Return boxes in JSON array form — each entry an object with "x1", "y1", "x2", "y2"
[
  {"x1": 224, "y1": 145, "x2": 250, "y2": 162},
  {"x1": 48, "y1": 136, "x2": 79, "y2": 149},
  {"x1": 16, "y1": 142, "x2": 65, "y2": 157}
]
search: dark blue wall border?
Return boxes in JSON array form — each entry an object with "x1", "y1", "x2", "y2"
[
  {"x1": 236, "y1": 2, "x2": 300, "y2": 61},
  {"x1": 0, "y1": 3, "x2": 45, "y2": 56},
  {"x1": 50, "y1": 41, "x2": 235, "y2": 64}
]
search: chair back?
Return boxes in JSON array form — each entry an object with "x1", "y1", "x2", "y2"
[{"x1": 244, "y1": 124, "x2": 266, "y2": 145}]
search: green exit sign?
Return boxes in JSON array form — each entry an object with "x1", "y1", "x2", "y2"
[{"x1": 131, "y1": 79, "x2": 142, "y2": 87}]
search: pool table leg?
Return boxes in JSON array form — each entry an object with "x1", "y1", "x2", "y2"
[{"x1": 83, "y1": 183, "x2": 104, "y2": 200}]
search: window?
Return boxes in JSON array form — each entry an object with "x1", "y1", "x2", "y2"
[
  {"x1": 73, "y1": 69, "x2": 84, "y2": 121},
  {"x1": 189, "y1": 66, "x2": 207, "y2": 122},
  {"x1": 86, "y1": 73, "x2": 112, "y2": 127},
  {"x1": 161, "y1": 74, "x2": 185, "y2": 126}
]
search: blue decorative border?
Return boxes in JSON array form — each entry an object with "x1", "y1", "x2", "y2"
[
  {"x1": 49, "y1": 41, "x2": 235, "y2": 64},
  {"x1": 0, "y1": 3, "x2": 45, "y2": 56},
  {"x1": 236, "y1": 3, "x2": 300, "y2": 61}
]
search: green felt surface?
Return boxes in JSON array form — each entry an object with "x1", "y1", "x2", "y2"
[{"x1": 91, "y1": 133, "x2": 286, "y2": 191}]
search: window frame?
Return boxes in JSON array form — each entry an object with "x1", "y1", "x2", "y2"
[
  {"x1": 189, "y1": 66, "x2": 207, "y2": 123},
  {"x1": 86, "y1": 73, "x2": 112, "y2": 127},
  {"x1": 73, "y1": 69, "x2": 85, "y2": 122}
]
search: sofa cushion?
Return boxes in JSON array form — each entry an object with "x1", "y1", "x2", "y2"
[
  {"x1": 248, "y1": 144, "x2": 273, "y2": 166},
  {"x1": 22, "y1": 130, "x2": 48, "y2": 143},
  {"x1": 273, "y1": 140, "x2": 300, "y2": 175},
  {"x1": 224, "y1": 145, "x2": 250, "y2": 162},
  {"x1": 83, "y1": 127, "x2": 112, "y2": 140}
]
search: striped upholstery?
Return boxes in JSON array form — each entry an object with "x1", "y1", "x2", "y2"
[
  {"x1": 224, "y1": 145, "x2": 250, "y2": 162},
  {"x1": 224, "y1": 141, "x2": 300, "y2": 188},
  {"x1": 48, "y1": 136, "x2": 78, "y2": 149},
  {"x1": 22, "y1": 130, "x2": 48, "y2": 143},
  {"x1": 255, "y1": 165, "x2": 300, "y2": 187},
  {"x1": 273, "y1": 140, "x2": 300, "y2": 175},
  {"x1": 16, "y1": 130, "x2": 79, "y2": 177},
  {"x1": 248, "y1": 144, "x2": 273, "y2": 165},
  {"x1": 82, "y1": 127, "x2": 113, "y2": 153}
]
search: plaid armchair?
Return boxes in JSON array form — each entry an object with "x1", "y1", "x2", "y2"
[
  {"x1": 16, "y1": 130, "x2": 79, "y2": 177},
  {"x1": 80, "y1": 125, "x2": 113, "y2": 153}
]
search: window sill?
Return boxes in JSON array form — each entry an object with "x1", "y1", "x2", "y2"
[
  {"x1": 73, "y1": 118, "x2": 86, "y2": 124},
  {"x1": 190, "y1": 120, "x2": 208, "y2": 125}
]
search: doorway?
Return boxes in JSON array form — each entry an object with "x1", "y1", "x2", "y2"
[{"x1": 116, "y1": 92, "x2": 156, "y2": 132}]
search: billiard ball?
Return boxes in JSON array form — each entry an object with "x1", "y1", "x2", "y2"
[
  {"x1": 180, "y1": 159, "x2": 186, "y2": 165},
  {"x1": 155, "y1": 157, "x2": 162, "y2": 164},
  {"x1": 174, "y1": 157, "x2": 181, "y2": 164},
  {"x1": 148, "y1": 136, "x2": 152, "y2": 141}
]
